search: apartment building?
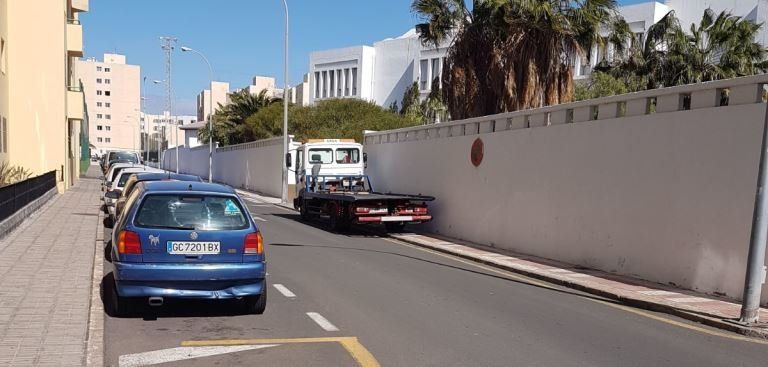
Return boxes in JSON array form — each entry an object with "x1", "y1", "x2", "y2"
[
  {"x1": 196, "y1": 81, "x2": 230, "y2": 122},
  {"x1": 141, "y1": 111, "x2": 196, "y2": 149},
  {"x1": 289, "y1": 74, "x2": 310, "y2": 106},
  {"x1": 76, "y1": 53, "x2": 140, "y2": 156},
  {"x1": 0, "y1": 0, "x2": 89, "y2": 190},
  {"x1": 308, "y1": 29, "x2": 450, "y2": 108}
]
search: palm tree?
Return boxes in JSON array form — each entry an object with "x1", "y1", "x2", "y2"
[
  {"x1": 609, "y1": 9, "x2": 767, "y2": 89},
  {"x1": 412, "y1": 0, "x2": 624, "y2": 119},
  {"x1": 198, "y1": 89, "x2": 280, "y2": 146}
]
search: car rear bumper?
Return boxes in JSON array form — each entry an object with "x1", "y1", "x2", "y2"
[{"x1": 113, "y1": 261, "x2": 266, "y2": 298}]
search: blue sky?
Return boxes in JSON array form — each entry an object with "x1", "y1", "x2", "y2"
[{"x1": 80, "y1": 0, "x2": 650, "y2": 115}]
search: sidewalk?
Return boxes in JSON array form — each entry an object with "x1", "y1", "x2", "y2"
[
  {"x1": 236, "y1": 187, "x2": 768, "y2": 339},
  {"x1": 0, "y1": 166, "x2": 102, "y2": 366}
]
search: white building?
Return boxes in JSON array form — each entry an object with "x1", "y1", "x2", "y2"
[
  {"x1": 196, "y1": 81, "x2": 230, "y2": 122},
  {"x1": 141, "y1": 111, "x2": 196, "y2": 149},
  {"x1": 576, "y1": 0, "x2": 768, "y2": 78},
  {"x1": 290, "y1": 74, "x2": 311, "y2": 106},
  {"x1": 308, "y1": 29, "x2": 451, "y2": 108},
  {"x1": 75, "y1": 53, "x2": 141, "y2": 156}
]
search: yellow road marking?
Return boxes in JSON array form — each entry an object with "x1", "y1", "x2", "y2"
[
  {"x1": 382, "y1": 237, "x2": 768, "y2": 345},
  {"x1": 181, "y1": 337, "x2": 381, "y2": 367}
]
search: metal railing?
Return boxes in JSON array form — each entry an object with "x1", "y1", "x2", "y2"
[{"x1": 0, "y1": 171, "x2": 57, "y2": 223}]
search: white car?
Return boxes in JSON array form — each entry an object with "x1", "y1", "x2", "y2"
[{"x1": 103, "y1": 165, "x2": 162, "y2": 217}]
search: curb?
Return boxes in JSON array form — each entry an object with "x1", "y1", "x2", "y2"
[
  {"x1": 387, "y1": 234, "x2": 768, "y2": 340},
  {"x1": 85, "y1": 207, "x2": 105, "y2": 366}
]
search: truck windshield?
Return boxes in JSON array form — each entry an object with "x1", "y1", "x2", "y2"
[
  {"x1": 336, "y1": 148, "x2": 360, "y2": 164},
  {"x1": 134, "y1": 194, "x2": 249, "y2": 230},
  {"x1": 308, "y1": 149, "x2": 333, "y2": 164}
]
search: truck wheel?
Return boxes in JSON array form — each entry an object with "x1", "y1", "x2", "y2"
[
  {"x1": 385, "y1": 222, "x2": 406, "y2": 232},
  {"x1": 329, "y1": 205, "x2": 350, "y2": 232},
  {"x1": 299, "y1": 201, "x2": 310, "y2": 221}
]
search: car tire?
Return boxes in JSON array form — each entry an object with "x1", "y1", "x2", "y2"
[
  {"x1": 244, "y1": 285, "x2": 267, "y2": 315},
  {"x1": 106, "y1": 275, "x2": 129, "y2": 317}
]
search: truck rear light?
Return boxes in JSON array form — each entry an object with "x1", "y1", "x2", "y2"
[
  {"x1": 117, "y1": 230, "x2": 142, "y2": 254},
  {"x1": 355, "y1": 207, "x2": 370, "y2": 213},
  {"x1": 414, "y1": 206, "x2": 428, "y2": 214},
  {"x1": 244, "y1": 231, "x2": 263, "y2": 255}
]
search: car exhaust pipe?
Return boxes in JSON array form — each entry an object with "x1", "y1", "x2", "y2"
[{"x1": 148, "y1": 297, "x2": 164, "y2": 307}]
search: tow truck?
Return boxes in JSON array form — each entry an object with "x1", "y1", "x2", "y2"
[{"x1": 288, "y1": 139, "x2": 434, "y2": 231}]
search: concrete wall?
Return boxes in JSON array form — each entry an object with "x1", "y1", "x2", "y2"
[
  {"x1": 164, "y1": 136, "x2": 298, "y2": 198},
  {"x1": 364, "y1": 75, "x2": 768, "y2": 305}
]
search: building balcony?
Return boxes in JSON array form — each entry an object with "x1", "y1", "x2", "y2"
[
  {"x1": 67, "y1": 87, "x2": 84, "y2": 120},
  {"x1": 71, "y1": 0, "x2": 89, "y2": 12},
  {"x1": 66, "y1": 20, "x2": 83, "y2": 57}
]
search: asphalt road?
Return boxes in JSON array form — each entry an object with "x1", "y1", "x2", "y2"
[{"x1": 103, "y1": 197, "x2": 768, "y2": 367}]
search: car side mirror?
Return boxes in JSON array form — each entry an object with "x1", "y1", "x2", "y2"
[
  {"x1": 103, "y1": 216, "x2": 114, "y2": 229},
  {"x1": 285, "y1": 153, "x2": 292, "y2": 168},
  {"x1": 105, "y1": 190, "x2": 119, "y2": 199}
]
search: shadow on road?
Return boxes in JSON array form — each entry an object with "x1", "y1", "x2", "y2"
[
  {"x1": 269, "y1": 212, "x2": 404, "y2": 238},
  {"x1": 100, "y1": 272, "x2": 254, "y2": 320},
  {"x1": 267, "y1": 242, "x2": 618, "y2": 305}
]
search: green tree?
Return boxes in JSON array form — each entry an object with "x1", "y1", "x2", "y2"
[
  {"x1": 198, "y1": 89, "x2": 279, "y2": 146},
  {"x1": 242, "y1": 99, "x2": 420, "y2": 143},
  {"x1": 400, "y1": 81, "x2": 422, "y2": 121},
  {"x1": 412, "y1": 0, "x2": 625, "y2": 119},
  {"x1": 574, "y1": 72, "x2": 644, "y2": 101}
]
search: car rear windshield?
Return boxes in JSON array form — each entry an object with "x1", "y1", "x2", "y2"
[
  {"x1": 110, "y1": 152, "x2": 138, "y2": 163},
  {"x1": 117, "y1": 172, "x2": 136, "y2": 187},
  {"x1": 134, "y1": 194, "x2": 249, "y2": 230}
]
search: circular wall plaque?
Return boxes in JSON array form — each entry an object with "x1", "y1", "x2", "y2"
[{"x1": 470, "y1": 138, "x2": 484, "y2": 167}]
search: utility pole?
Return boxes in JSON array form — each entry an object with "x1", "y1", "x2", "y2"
[
  {"x1": 160, "y1": 36, "x2": 178, "y2": 172},
  {"x1": 740, "y1": 103, "x2": 768, "y2": 324},
  {"x1": 281, "y1": 0, "x2": 289, "y2": 204}
]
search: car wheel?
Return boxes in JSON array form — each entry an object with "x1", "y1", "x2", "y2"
[
  {"x1": 107, "y1": 275, "x2": 129, "y2": 317},
  {"x1": 385, "y1": 222, "x2": 406, "y2": 232},
  {"x1": 244, "y1": 286, "x2": 267, "y2": 315}
]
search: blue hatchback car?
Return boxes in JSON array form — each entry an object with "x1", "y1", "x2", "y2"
[{"x1": 105, "y1": 181, "x2": 266, "y2": 316}]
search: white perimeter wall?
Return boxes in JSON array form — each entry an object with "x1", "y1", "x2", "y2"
[
  {"x1": 365, "y1": 75, "x2": 768, "y2": 305},
  {"x1": 164, "y1": 137, "x2": 295, "y2": 198}
]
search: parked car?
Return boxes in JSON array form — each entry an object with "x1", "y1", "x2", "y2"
[
  {"x1": 111, "y1": 172, "x2": 203, "y2": 220},
  {"x1": 104, "y1": 181, "x2": 267, "y2": 316},
  {"x1": 103, "y1": 167, "x2": 164, "y2": 219},
  {"x1": 102, "y1": 151, "x2": 141, "y2": 173},
  {"x1": 103, "y1": 162, "x2": 143, "y2": 192}
]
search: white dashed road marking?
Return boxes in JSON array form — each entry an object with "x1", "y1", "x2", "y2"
[
  {"x1": 306, "y1": 312, "x2": 340, "y2": 332},
  {"x1": 273, "y1": 283, "x2": 296, "y2": 298},
  {"x1": 118, "y1": 345, "x2": 278, "y2": 366}
]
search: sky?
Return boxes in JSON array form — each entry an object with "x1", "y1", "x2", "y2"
[{"x1": 80, "y1": 0, "x2": 650, "y2": 115}]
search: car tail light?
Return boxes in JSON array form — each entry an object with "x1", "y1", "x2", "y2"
[
  {"x1": 118, "y1": 230, "x2": 142, "y2": 254},
  {"x1": 244, "y1": 231, "x2": 263, "y2": 255}
]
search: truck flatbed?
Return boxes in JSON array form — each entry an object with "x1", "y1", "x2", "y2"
[{"x1": 301, "y1": 191, "x2": 435, "y2": 203}]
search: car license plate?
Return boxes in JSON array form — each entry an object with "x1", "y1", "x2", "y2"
[{"x1": 167, "y1": 241, "x2": 220, "y2": 255}]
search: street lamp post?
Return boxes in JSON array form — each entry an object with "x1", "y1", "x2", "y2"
[
  {"x1": 281, "y1": 0, "x2": 289, "y2": 204},
  {"x1": 180, "y1": 46, "x2": 214, "y2": 183},
  {"x1": 142, "y1": 77, "x2": 148, "y2": 163}
]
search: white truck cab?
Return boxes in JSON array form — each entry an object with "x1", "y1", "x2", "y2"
[{"x1": 292, "y1": 139, "x2": 365, "y2": 194}]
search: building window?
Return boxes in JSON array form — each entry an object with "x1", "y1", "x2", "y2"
[
  {"x1": 344, "y1": 69, "x2": 350, "y2": 96},
  {"x1": 0, "y1": 38, "x2": 6, "y2": 75},
  {"x1": 420, "y1": 59, "x2": 429, "y2": 90},
  {"x1": 97, "y1": 137, "x2": 103, "y2": 143},
  {"x1": 105, "y1": 67, "x2": 110, "y2": 72},
  {"x1": 96, "y1": 66, "x2": 102, "y2": 72},
  {"x1": 96, "y1": 102, "x2": 102, "y2": 107},
  {"x1": 105, "y1": 102, "x2": 110, "y2": 107},
  {"x1": 105, "y1": 79, "x2": 111, "y2": 84},
  {"x1": 329, "y1": 70, "x2": 335, "y2": 98},
  {"x1": 351, "y1": 68, "x2": 358, "y2": 96},
  {"x1": 97, "y1": 125, "x2": 103, "y2": 131},
  {"x1": 314, "y1": 72, "x2": 320, "y2": 98},
  {"x1": 322, "y1": 71, "x2": 328, "y2": 98},
  {"x1": 105, "y1": 138, "x2": 111, "y2": 143},
  {"x1": 96, "y1": 78, "x2": 102, "y2": 84},
  {"x1": 105, "y1": 126, "x2": 111, "y2": 131},
  {"x1": 96, "y1": 90, "x2": 102, "y2": 96},
  {"x1": 431, "y1": 58, "x2": 441, "y2": 87},
  {"x1": 105, "y1": 91, "x2": 111, "y2": 96},
  {"x1": 96, "y1": 114, "x2": 103, "y2": 119},
  {"x1": 105, "y1": 114, "x2": 111, "y2": 120},
  {"x1": 153, "y1": 126, "x2": 158, "y2": 131}
]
